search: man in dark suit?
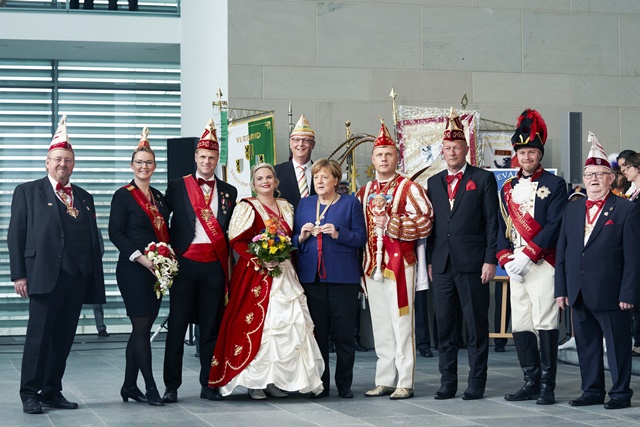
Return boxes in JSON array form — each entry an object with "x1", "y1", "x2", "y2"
[
  {"x1": 274, "y1": 114, "x2": 316, "y2": 209},
  {"x1": 555, "y1": 132, "x2": 640, "y2": 410},
  {"x1": 498, "y1": 109, "x2": 567, "y2": 405},
  {"x1": 8, "y1": 116, "x2": 105, "y2": 414},
  {"x1": 162, "y1": 119, "x2": 237, "y2": 403},
  {"x1": 427, "y1": 108, "x2": 498, "y2": 401}
]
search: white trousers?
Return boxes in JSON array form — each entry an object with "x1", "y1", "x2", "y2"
[
  {"x1": 510, "y1": 251, "x2": 559, "y2": 332},
  {"x1": 365, "y1": 266, "x2": 416, "y2": 389}
]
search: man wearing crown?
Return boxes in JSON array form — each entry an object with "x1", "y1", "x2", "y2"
[
  {"x1": 274, "y1": 114, "x2": 317, "y2": 209},
  {"x1": 497, "y1": 109, "x2": 567, "y2": 405},
  {"x1": 555, "y1": 132, "x2": 640, "y2": 410},
  {"x1": 427, "y1": 108, "x2": 498, "y2": 401},
  {"x1": 8, "y1": 116, "x2": 106, "y2": 414},
  {"x1": 355, "y1": 120, "x2": 433, "y2": 400},
  {"x1": 162, "y1": 119, "x2": 237, "y2": 403}
]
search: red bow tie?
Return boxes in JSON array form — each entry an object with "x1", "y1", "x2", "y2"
[
  {"x1": 56, "y1": 182, "x2": 72, "y2": 196},
  {"x1": 198, "y1": 177, "x2": 215, "y2": 188},
  {"x1": 446, "y1": 172, "x2": 463, "y2": 184},
  {"x1": 586, "y1": 199, "x2": 605, "y2": 209}
]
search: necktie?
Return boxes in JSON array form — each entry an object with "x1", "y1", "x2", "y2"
[
  {"x1": 56, "y1": 182, "x2": 72, "y2": 197},
  {"x1": 298, "y1": 165, "x2": 309, "y2": 198},
  {"x1": 198, "y1": 177, "x2": 215, "y2": 188},
  {"x1": 586, "y1": 199, "x2": 604, "y2": 210},
  {"x1": 446, "y1": 172, "x2": 463, "y2": 200}
]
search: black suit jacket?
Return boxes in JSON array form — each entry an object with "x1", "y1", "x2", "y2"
[
  {"x1": 164, "y1": 174, "x2": 237, "y2": 256},
  {"x1": 274, "y1": 160, "x2": 315, "y2": 209},
  {"x1": 108, "y1": 181, "x2": 170, "y2": 262},
  {"x1": 555, "y1": 194, "x2": 640, "y2": 310},
  {"x1": 7, "y1": 177, "x2": 106, "y2": 303},
  {"x1": 427, "y1": 164, "x2": 499, "y2": 273}
]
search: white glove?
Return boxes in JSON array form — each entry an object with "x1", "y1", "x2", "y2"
[
  {"x1": 506, "y1": 251, "x2": 532, "y2": 277},
  {"x1": 504, "y1": 261, "x2": 523, "y2": 283}
]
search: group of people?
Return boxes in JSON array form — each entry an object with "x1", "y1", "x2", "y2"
[{"x1": 9, "y1": 106, "x2": 640, "y2": 415}]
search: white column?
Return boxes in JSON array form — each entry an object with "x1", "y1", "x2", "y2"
[{"x1": 180, "y1": 0, "x2": 228, "y2": 137}]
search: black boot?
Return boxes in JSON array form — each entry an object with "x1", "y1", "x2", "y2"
[
  {"x1": 536, "y1": 329, "x2": 559, "y2": 405},
  {"x1": 504, "y1": 331, "x2": 541, "y2": 401}
]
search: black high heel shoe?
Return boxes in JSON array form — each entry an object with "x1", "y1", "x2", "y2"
[
  {"x1": 121, "y1": 386, "x2": 148, "y2": 403},
  {"x1": 146, "y1": 387, "x2": 164, "y2": 406}
]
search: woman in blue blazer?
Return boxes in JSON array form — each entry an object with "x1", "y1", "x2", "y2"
[{"x1": 293, "y1": 158, "x2": 366, "y2": 398}]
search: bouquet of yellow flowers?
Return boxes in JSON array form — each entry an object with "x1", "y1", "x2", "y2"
[
  {"x1": 144, "y1": 241, "x2": 179, "y2": 298},
  {"x1": 248, "y1": 219, "x2": 296, "y2": 278}
]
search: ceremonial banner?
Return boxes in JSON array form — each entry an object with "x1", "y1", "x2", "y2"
[
  {"x1": 213, "y1": 110, "x2": 228, "y2": 165},
  {"x1": 226, "y1": 114, "x2": 275, "y2": 199},
  {"x1": 396, "y1": 106, "x2": 479, "y2": 189},
  {"x1": 481, "y1": 131, "x2": 513, "y2": 169}
]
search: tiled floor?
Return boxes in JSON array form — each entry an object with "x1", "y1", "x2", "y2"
[{"x1": 2, "y1": 336, "x2": 640, "y2": 426}]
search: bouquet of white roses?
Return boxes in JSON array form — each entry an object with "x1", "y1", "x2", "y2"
[{"x1": 144, "y1": 242, "x2": 179, "y2": 299}]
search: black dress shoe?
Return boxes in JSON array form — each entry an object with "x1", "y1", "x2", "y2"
[
  {"x1": 310, "y1": 389, "x2": 330, "y2": 399},
  {"x1": 604, "y1": 397, "x2": 631, "y2": 409},
  {"x1": 434, "y1": 385, "x2": 457, "y2": 400},
  {"x1": 40, "y1": 393, "x2": 79, "y2": 409},
  {"x1": 22, "y1": 397, "x2": 43, "y2": 414},
  {"x1": 121, "y1": 386, "x2": 148, "y2": 403},
  {"x1": 504, "y1": 382, "x2": 540, "y2": 401},
  {"x1": 461, "y1": 388, "x2": 484, "y2": 400},
  {"x1": 494, "y1": 343, "x2": 505, "y2": 352},
  {"x1": 568, "y1": 394, "x2": 605, "y2": 407},
  {"x1": 338, "y1": 388, "x2": 354, "y2": 398},
  {"x1": 97, "y1": 330, "x2": 110, "y2": 337},
  {"x1": 163, "y1": 388, "x2": 178, "y2": 403},
  {"x1": 146, "y1": 387, "x2": 164, "y2": 406},
  {"x1": 419, "y1": 348, "x2": 433, "y2": 358},
  {"x1": 201, "y1": 386, "x2": 223, "y2": 401}
]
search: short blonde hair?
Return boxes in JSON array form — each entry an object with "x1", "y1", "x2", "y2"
[
  {"x1": 311, "y1": 158, "x2": 342, "y2": 188},
  {"x1": 250, "y1": 163, "x2": 280, "y2": 194}
]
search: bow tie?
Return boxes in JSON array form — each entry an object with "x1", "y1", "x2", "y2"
[
  {"x1": 56, "y1": 182, "x2": 72, "y2": 196},
  {"x1": 586, "y1": 199, "x2": 605, "y2": 209},
  {"x1": 198, "y1": 177, "x2": 215, "y2": 188},
  {"x1": 446, "y1": 172, "x2": 463, "y2": 184}
]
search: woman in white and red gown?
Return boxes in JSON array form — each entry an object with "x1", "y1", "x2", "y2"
[{"x1": 208, "y1": 163, "x2": 324, "y2": 399}]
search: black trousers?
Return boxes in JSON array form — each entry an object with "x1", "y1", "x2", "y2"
[
  {"x1": 573, "y1": 294, "x2": 633, "y2": 401},
  {"x1": 302, "y1": 278, "x2": 359, "y2": 391},
  {"x1": 432, "y1": 258, "x2": 489, "y2": 390},
  {"x1": 20, "y1": 272, "x2": 88, "y2": 401},
  {"x1": 414, "y1": 289, "x2": 431, "y2": 351},
  {"x1": 163, "y1": 257, "x2": 225, "y2": 389}
]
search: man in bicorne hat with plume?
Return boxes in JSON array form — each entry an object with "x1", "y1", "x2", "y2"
[
  {"x1": 162, "y1": 119, "x2": 237, "y2": 403},
  {"x1": 8, "y1": 115, "x2": 106, "y2": 414},
  {"x1": 555, "y1": 132, "x2": 640, "y2": 410},
  {"x1": 356, "y1": 119, "x2": 433, "y2": 400},
  {"x1": 498, "y1": 109, "x2": 567, "y2": 405}
]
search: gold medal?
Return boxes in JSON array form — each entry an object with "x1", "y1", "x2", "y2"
[
  {"x1": 67, "y1": 206, "x2": 79, "y2": 218},
  {"x1": 201, "y1": 208, "x2": 213, "y2": 222}
]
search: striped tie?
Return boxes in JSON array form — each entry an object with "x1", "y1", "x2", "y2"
[{"x1": 298, "y1": 165, "x2": 309, "y2": 198}]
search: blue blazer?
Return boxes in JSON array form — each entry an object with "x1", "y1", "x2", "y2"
[
  {"x1": 293, "y1": 194, "x2": 366, "y2": 284},
  {"x1": 555, "y1": 194, "x2": 640, "y2": 310}
]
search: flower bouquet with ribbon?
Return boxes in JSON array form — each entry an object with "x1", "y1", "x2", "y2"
[
  {"x1": 248, "y1": 219, "x2": 296, "y2": 278},
  {"x1": 144, "y1": 242, "x2": 179, "y2": 298}
]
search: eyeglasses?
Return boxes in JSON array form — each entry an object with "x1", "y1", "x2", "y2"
[
  {"x1": 48, "y1": 157, "x2": 74, "y2": 164},
  {"x1": 133, "y1": 160, "x2": 154, "y2": 167},
  {"x1": 290, "y1": 137, "x2": 314, "y2": 144},
  {"x1": 583, "y1": 172, "x2": 612, "y2": 180},
  {"x1": 620, "y1": 163, "x2": 632, "y2": 171}
]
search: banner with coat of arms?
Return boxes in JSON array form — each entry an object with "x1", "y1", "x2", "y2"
[
  {"x1": 226, "y1": 114, "x2": 275, "y2": 199},
  {"x1": 396, "y1": 106, "x2": 480, "y2": 189}
]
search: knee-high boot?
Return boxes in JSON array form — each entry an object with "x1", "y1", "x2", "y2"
[
  {"x1": 504, "y1": 331, "x2": 541, "y2": 401},
  {"x1": 536, "y1": 329, "x2": 558, "y2": 405}
]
